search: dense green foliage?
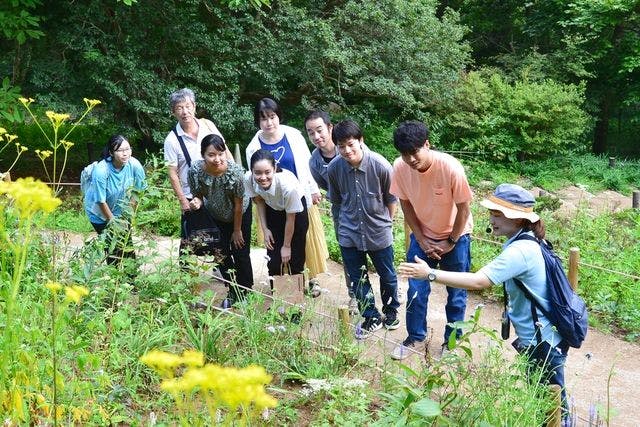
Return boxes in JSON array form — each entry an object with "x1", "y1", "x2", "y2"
[{"x1": 440, "y1": 71, "x2": 590, "y2": 161}]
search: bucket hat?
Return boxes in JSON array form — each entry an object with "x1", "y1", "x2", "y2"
[{"x1": 480, "y1": 183, "x2": 540, "y2": 222}]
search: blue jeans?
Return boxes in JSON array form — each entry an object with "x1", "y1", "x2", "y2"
[
  {"x1": 340, "y1": 245, "x2": 400, "y2": 320},
  {"x1": 405, "y1": 233, "x2": 470, "y2": 343}
]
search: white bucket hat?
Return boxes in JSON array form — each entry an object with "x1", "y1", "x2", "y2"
[{"x1": 480, "y1": 183, "x2": 540, "y2": 222}]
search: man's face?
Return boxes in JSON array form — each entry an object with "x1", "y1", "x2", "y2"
[
  {"x1": 337, "y1": 137, "x2": 364, "y2": 166},
  {"x1": 305, "y1": 118, "x2": 334, "y2": 151},
  {"x1": 401, "y1": 141, "x2": 431, "y2": 172},
  {"x1": 172, "y1": 99, "x2": 196, "y2": 126}
]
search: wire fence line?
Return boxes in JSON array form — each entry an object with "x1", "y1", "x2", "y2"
[{"x1": 30, "y1": 181, "x2": 640, "y2": 281}]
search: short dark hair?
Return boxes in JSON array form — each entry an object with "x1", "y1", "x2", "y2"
[
  {"x1": 201, "y1": 134, "x2": 227, "y2": 157},
  {"x1": 254, "y1": 97, "x2": 283, "y2": 128},
  {"x1": 393, "y1": 121, "x2": 430, "y2": 154},
  {"x1": 304, "y1": 110, "x2": 331, "y2": 127},
  {"x1": 332, "y1": 120, "x2": 362, "y2": 145}
]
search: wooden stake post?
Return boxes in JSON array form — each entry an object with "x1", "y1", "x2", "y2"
[
  {"x1": 337, "y1": 306, "x2": 350, "y2": 339},
  {"x1": 568, "y1": 247, "x2": 580, "y2": 290}
]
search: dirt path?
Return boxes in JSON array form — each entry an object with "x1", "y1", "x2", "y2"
[{"x1": 58, "y1": 231, "x2": 640, "y2": 425}]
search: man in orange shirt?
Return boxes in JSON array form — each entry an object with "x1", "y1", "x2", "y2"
[{"x1": 389, "y1": 121, "x2": 473, "y2": 360}]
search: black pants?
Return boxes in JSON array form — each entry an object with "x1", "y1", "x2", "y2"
[
  {"x1": 216, "y1": 205, "x2": 254, "y2": 300},
  {"x1": 91, "y1": 220, "x2": 136, "y2": 266},
  {"x1": 265, "y1": 198, "x2": 308, "y2": 277}
]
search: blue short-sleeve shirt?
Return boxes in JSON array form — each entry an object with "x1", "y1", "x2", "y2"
[{"x1": 84, "y1": 157, "x2": 147, "y2": 224}]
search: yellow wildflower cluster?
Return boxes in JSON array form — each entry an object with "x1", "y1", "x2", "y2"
[
  {"x1": 60, "y1": 140, "x2": 74, "y2": 150},
  {"x1": 45, "y1": 111, "x2": 70, "y2": 129},
  {"x1": 35, "y1": 149, "x2": 53, "y2": 160},
  {"x1": 0, "y1": 178, "x2": 61, "y2": 218},
  {"x1": 18, "y1": 97, "x2": 34, "y2": 107},
  {"x1": 83, "y1": 98, "x2": 102, "y2": 108},
  {"x1": 45, "y1": 281, "x2": 89, "y2": 304},
  {"x1": 140, "y1": 350, "x2": 277, "y2": 413}
]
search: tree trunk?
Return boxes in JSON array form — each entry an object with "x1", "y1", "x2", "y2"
[{"x1": 592, "y1": 96, "x2": 610, "y2": 154}]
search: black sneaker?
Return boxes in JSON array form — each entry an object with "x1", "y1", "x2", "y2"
[
  {"x1": 384, "y1": 316, "x2": 400, "y2": 330},
  {"x1": 220, "y1": 297, "x2": 234, "y2": 309},
  {"x1": 356, "y1": 317, "x2": 383, "y2": 339}
]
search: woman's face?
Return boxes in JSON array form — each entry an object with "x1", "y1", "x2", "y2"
[
  {"x1": 252, "y1": 159, "x2": 275, "y2": 190},
  {"x1": 489, "y1": 210, "x2": 523, "y2": 238},
  {"x1": 305, "y1": 118, "x2": 333, "y2": 151},
  {"x1": 259, "y1": 110, "x2": 280, "y2": 137},
  {"x1": 112, "y1": 140, "x2": 132, "y2": 167},
  {"x1": 203, "y1": 145, "x2": 227, "y2": 171}
]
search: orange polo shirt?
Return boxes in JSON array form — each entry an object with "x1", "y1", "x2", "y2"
[{"x1": 390, "y1": 151, "x2": 473, "y2": 240}]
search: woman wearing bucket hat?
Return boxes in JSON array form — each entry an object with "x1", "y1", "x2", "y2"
[{"x1": 398, "y1": 183, "x2": 569, "y2": 418}]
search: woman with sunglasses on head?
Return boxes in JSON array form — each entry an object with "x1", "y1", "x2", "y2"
[
  {"x1": 84, "y1": 134, "x2": 146, "y2": 266},
  {"x1": 188, "y1": 134, "x2": 253, "y2": 307}
]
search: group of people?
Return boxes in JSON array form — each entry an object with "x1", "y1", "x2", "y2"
[{"x1": 83, "y1": 87, "x2": 569, "y2": 415}]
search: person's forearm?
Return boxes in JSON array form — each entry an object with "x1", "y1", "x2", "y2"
[
  {"x1": 387, "y1": 201, "x2": 397, "y2": 220},
  {"x1": 98, "y1": 202, "x2": 114, "y2": 221},
  {"x1": 450, "y1": 201, "x2": 470, "y2": 241},
  {"x1": 233, "y1": 198, "x2": 243, "y2": 232},
  {"x1": 168, "y1": 168, "x2": 188, "y2": 205},
  {"x1": 400, "y1": 199, "x2": 424, "y2": 241},
  {"x1": 254, "y1": 197, "x2": 268, "y2": 231},
  {"x1": 432, "y1": 269, "x2": 490, "y2": 290},
  {"x1": 283, "y1": 212, "x2": 296, "y2": 247}
]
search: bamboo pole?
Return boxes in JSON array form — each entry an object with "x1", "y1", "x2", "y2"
[{"x1": 568, "y1": 247, "x2": 580, "y2": 290}]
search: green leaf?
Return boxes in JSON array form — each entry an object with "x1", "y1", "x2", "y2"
[{"x1": 411, "y1": 397, "x2": 441, "y2": 418}]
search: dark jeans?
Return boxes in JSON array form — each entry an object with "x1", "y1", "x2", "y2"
[
  {"x1": 91, "y1": 220, "x2": 136, "y2": 266},
  {"x1": 216, "y1": 205, "x2": 253, "y2": 301},
  {"x1": 265, "y1": 198, "x2": 308, "y2": 277},
  {"x1": 340, "y1": 244, "x2": 400, "y2": 320},
  {"x1": 405, "y1": 233, "x2": 470, "y2": 343},
  {"x1": 518, "y1": 340, "x2": 569, "y2": 418}
]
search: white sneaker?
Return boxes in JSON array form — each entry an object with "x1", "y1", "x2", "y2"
[{"x1": 390, "y1": 338, "x2": 425, "y2": 360}]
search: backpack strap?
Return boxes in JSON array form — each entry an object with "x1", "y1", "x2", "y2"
[
  {"x1": 172, "y1": 126, "x2": 192, "y2": 168},
  {"x1": 511, "y1": 232, "x2": 552, "y2": 344}
]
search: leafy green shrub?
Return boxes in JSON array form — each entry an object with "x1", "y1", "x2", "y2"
[{"x1": 440, "y1": 71, "x2": 590, "y2": 162}]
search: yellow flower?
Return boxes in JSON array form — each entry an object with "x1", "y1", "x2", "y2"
[
  {"x1": 6, "y1": 134, "x2": 17, "y2": 143},
  {"x1": 45, "y1": 110, "x2": 70, "y2": 128},
  {"x1": 83, "y1": 98, "x2": 102, "y2": 108},
  {"x1": 0, "y1": 178, "x2": 61, "y2": 218},
  {"x1": 0, "y1": 127, "x2": 6, "y2": 135},
  {"x1": 64, "y1": 285, "x2": 89, "y2": 304},
  {"x1": 16, "y1": 143, "x2": 27, "y2": 153},
  {"x1": 181, "y1": 349, "x2": 204, "y2": 368},
  {"x1": 45, "y1": 281, "x2": 63, "y2": 292},
  {"x1": 61, "y1": 139, "x2": 74, "y2": 150},
  {"x1": 140, "y1": 350, "x2": 185, "y2": 377},
  {"x1": 36, "y1": 150, "x2": 53, "y2": 160},
  {"x1": 18, "y1": 97, "x2": 34, "y2": 106}
]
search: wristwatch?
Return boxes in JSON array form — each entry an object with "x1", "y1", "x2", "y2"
[
  {"x1": 427, "y1": 271, "x2": 437, "y2": 282},
  {"x1": 447, "y1": 235, "x2": 458, "y2": 245}
]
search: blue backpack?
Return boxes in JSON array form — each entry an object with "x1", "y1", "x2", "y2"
[{"x1": 513, "y1": 233, "x2": 588, "y2": 349}]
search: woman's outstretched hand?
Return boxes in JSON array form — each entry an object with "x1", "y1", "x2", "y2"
[{"x1": 398, "y1": 255, "x2": 432, "y2": 279}]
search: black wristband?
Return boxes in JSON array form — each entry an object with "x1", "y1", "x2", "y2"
[{"x1": 447, "y1": 235, "x2": 458, "y2": 245}]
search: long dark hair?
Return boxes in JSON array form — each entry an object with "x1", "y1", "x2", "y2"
[{"x1": 102, "y1": 134, "x2": 128, "y2": 160}]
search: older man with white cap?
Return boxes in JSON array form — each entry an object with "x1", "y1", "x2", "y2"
[{"x1": 398, "y1": 183, "x2": 570, "y2": 422}]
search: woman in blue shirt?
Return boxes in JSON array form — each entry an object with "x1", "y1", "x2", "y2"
[
  {"x1": 84, "y1": 134, "x2": 146, "y2": 265},
  {"x1": 398, "y1": 183, "x2": 569, "y2": 419}
]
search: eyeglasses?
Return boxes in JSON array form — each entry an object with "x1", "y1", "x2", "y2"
[{"x1": 115, "y1": 147, "x2": 132, "y2": 153}]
